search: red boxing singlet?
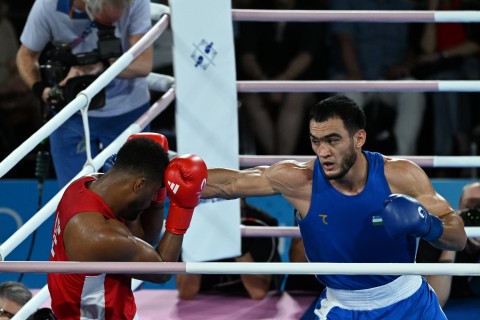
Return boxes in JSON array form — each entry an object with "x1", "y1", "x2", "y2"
[{"x1": 48, "y1": 176, "x2": 137, "y2": 320}]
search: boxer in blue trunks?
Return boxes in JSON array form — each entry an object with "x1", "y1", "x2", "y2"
[{"x1": 201, "y1": 95, "x2": 467, "y2": 319}]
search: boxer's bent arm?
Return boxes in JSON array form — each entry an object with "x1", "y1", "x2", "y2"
[
  {"x1": 127, "y1": 231, "x2": 183, "y2": 283},
  {"x1": 126, "y1": 204, "x2": 165, "y2": 246},
  {"x1": 64, "y1": 212, "x2": 181, "y2": 283},
  {"x1": 422, "y1": 204, "x2": 466, "y2": 251},
  {"x1": 386, "y1": 159, "x2": 467, "y2": 251},
  {"x1": 409, "y1": 185, "x2": 465, "y2": 251}
]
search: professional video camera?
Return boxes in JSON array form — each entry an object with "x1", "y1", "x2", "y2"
[
  {"x1": 40, "y1": 23, "x2": 123, "y2": 111},
  {"x1": 459, "y1": 208, "x2": 480, "y2": 227},
  {"x1": 27, "y1": 307, "x2": 57, "y2": 320}
]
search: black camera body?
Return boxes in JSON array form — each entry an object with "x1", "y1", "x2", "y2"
[
  {"x1": 40, "y1": 24, "x2": 122, "y2": 111},
  {"x1": 460, "y1": 208, "x2": 480, "y2": 227}
]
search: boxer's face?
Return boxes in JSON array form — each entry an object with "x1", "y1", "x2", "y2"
[
  {"x1": 122, "y1": 177, "x2": 163, "y2": 221},
  {"x1": 0, "y1": 297, "x2": 22, "y2": 319},
  {"x1": 310, "y1": 117, "x2": 358, "y2": 180}
]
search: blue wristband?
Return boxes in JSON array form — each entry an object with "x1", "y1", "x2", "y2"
[{"x1": 423, "y1": 215, "x2": 444, "y2": 241}]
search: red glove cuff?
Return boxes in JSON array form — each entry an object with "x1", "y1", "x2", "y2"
[
  {"x1": 151, "y1": 188, "x2": 166, "y2": 206},
  {"x1": 165, "y1": 203, "x2": 194, "y2": 235}
]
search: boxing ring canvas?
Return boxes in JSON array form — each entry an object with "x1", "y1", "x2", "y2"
[
  {"x1": 169, "y1": 0, "x2": 241, "y2": 262},
  {"x1": 28, "y1": 288, "x2": 480, "y2": 320}
]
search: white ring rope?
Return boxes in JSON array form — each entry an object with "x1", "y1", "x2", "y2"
[
  {"x1": 240, "y1": 226, "x2": 480, "y2": 238},
  {"x1": 0, "y1": 88, "x2": 175, "y2": 262},
  {"x1": 237, "y1": 80, "x2": 480, "y2": 92},
  {"x1": 4, "y1": 12, "x2": 172, "y2": 318},
  {"x1": 0, "y1": 261, "x2": 479, "y2": 276},
  {"x1": 1, "y1": 88, "x2": 175, "y2": 318},
  {"x1": 231, "y1": 9, "x2": 480, "y2": 23},
  {"x1": 239, "y1": 155, "x2": 480, "y2": 168}
]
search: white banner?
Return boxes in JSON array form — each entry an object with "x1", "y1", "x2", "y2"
[{"x1": 170, "y1": 0, "x2": 240, "y2": 261}]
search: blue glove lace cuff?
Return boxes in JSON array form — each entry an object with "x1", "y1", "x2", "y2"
[{"x1": 423, "y1": 215, "x2": 444, "y2": 242}]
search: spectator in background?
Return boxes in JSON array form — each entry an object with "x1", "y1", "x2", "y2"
[
  {"x1": 0, "y1": 1, "x2": 29, "y2": 99},
  {"x1": 0, "y1": 281, "x2": 32, "y2": 319},
  {"x1": 417, "y1": 181, "x2": 480, "y2": 307},
  {"x1": 414, "y1": 0, "x2": 480, "y2": 168},
  {"x1": 237, "y1": 0, "x2": 326, "y2": 155},
  {"x1": 175, "y1": 199, "x2": 283, "y2": 300},
  {"x1": 0, "y1": 281, "x2": 57, "y2": 319},
  {"x1": 329, "y1": 0, "x2": 426, "y2": 156},
  {"x1": 0, "y1": 0, "x2": 40, "y2": 164},
  {"x1": 16, "y1": 0, "x2": 154, "y2": 187}
]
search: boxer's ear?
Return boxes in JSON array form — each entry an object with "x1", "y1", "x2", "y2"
[{"x1": 354, "y1": 130, "x2": 366, "y2": 148}]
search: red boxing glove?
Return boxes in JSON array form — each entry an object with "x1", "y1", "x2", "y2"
[
  {"x1": 128, "y1": 132, "x2": 169, "y2": 151},
  {"x1": 164, "y1": 154, "x2": 207, "y2": 235},
  {"x1": 128, "y1": 132, "x2": 169, "y2": 204}
]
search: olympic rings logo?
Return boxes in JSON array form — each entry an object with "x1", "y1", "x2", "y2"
[{"x1": 0, "y1": 207, "x2": 23, "y2": 244}]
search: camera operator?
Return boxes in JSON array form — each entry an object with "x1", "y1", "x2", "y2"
[
  {"x1": 16, "y1": 0, "x2": 153, "y2": 187},
  {"x1": 417, "y1": 181, "x2": 480, "y2": 307}
]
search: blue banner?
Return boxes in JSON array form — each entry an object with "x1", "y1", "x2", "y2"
[{"x1": 0, "y1": 180, "x2": 59, "y2": 288}]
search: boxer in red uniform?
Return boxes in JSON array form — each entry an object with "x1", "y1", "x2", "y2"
[{"x1": 48, "y1": 133, "x2": 207, "y2": 320}]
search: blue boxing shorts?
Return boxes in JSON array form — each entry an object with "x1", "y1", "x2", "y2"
[{"x1": 314, "y1": 276, "x2": 446, "y2": 319}]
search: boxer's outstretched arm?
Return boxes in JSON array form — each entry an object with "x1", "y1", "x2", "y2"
[
  {"x1": 202, "y1": 166, "x2": 275, "y2": 199},
  {"x1": 203, "y1": 160, "x2": 310, "y2": 199}
]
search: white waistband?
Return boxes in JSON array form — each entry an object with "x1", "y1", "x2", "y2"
[{"x1": 325, "y1": 275, "x2": 423, "y2": 310}]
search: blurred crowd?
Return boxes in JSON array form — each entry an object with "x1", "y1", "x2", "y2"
[{"x1": 2, "y1": 0, "x2": 480, "y2": 179}]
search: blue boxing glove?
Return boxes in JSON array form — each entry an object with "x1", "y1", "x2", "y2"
[
  {"x1": 103, "y1": 154, "x2": 117, "y2": 173},
  {"x1": 382, "y1": 194, "x2": 444, "y2": 241}
]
